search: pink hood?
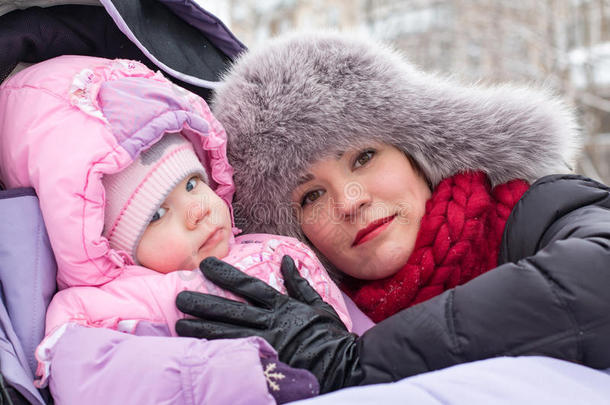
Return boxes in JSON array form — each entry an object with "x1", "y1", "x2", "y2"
[{"x1": 0, "y1": 55, "x2": 236, "y2": 290}]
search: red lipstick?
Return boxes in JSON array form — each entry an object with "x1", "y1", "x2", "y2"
[{"x1": 352, "y1": 215, "x2": 396, "y2": 246}]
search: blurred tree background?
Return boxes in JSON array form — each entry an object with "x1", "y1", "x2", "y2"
[{"x1": 199, "y1": 0, "x2": 610, "y2": 183}]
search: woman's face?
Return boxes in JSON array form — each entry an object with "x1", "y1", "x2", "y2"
[{"x1": 292, "y1": 143, "x2": 431, "y2": 280}]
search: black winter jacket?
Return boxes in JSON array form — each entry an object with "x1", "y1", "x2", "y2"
[{"x1": 355, "y1": 174, "x2": 610, "y2": 384}]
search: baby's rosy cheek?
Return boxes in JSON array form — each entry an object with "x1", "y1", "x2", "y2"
[
  {"x1": 161, "y1": 240, "x2": 196, "y2": 264},
  {"x1": 137, "y1": 235, "x2": 194, "y2": 272},
  {"x1": 167, "y1": 253, "x2": 196, "y2": 271}
]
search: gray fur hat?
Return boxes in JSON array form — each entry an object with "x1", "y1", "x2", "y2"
[{"x1": 212, "y1": 31, "x2": 580, "y2": 242}]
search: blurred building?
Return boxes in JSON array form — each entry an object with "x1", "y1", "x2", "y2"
[
  {"x1": 368, "y1": 1, "x2": 569, "y2": 86},
  {"x1": 566, "y1": 0, "x2": 610, "y2": 183},
  {"x1": 214, "y1": 0, "x2": 610, "y2": 183},
  {"x1": 225, "y1": 0, "x2": 368, "y2": 46}
]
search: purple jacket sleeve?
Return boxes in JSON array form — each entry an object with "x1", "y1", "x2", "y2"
[{"x1": 46, "y1": 324, "x2": 276, "y2": 405}]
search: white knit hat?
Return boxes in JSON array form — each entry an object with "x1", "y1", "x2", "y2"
[{"x1": 103, "y1": 133, "x2": 207, "y2": 262}]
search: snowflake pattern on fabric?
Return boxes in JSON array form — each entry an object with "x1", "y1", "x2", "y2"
[{"x1": 263, "y1": 362, "x2": 286, "y2": 392}]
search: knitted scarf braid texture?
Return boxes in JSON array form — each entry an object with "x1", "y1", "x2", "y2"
[{"x1": 343, "y1": 172, "x2": 529, "y2": 323}]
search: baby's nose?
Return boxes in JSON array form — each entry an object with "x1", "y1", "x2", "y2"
[{"x1": 185, "y1": 202, "x2": 207, "y2": 228}]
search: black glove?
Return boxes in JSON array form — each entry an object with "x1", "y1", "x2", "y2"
[{"x1": 176, "y1": 256, "x2": 363, "y2": 393}]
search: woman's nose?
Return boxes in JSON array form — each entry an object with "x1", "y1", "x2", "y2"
[
  {"x1": 335, "y1": 180, "x2": 371, "y2": 219},
  {"x1": 185, "y1": 201, "x2": 209, "y2": 230}
]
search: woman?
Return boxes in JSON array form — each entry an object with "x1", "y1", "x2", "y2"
[{"x1": 175, "y1": 32, "x2": 610, "y2": 394}]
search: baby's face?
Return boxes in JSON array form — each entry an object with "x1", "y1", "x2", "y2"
[{"x1": 136, "y1": 174, "x2": 232, "y2": 273}]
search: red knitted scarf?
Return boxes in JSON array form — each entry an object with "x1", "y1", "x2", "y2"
[{"x1": 342, "y1": 171, "x2": 529, "y2": 323}]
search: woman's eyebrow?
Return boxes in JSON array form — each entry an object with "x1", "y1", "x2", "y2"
[
  {"x1": 297, "y1": 173, "x2": 315, "y2": 186},
  {"x1": 296, "y1": 151, "x2": 346, "y2": 187}
]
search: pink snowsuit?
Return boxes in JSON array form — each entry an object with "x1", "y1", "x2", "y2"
[{"x1": 0, "y1": 55, "x2": 351, "y2": 404}]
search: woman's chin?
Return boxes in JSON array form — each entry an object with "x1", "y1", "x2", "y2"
[
  {"x1": 341, "y1": 245, "x2": 411, "y2": 280},
  {"x1": 341, "y1": 259, "x2": 404, "y2": 280},
  {"x1": 364, "y1": 265, "x2": 402, "y2": 280}
]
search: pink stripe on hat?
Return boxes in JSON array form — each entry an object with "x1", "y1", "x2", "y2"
[{"x1": 103, "y1": 133, "x2": 207, "y2": 261}]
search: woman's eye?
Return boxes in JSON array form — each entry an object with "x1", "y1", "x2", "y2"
[
  {"x1": 150, "y1": 207, "x2": 167, "y2": 223},
  {"x1": 186, "y1": 177, "x2": 198, "y2": 192},
  {"x1": 354, "y1": 149, "x2": 375, "y2": 168},
  {"x1": 301, "y1": 190, "x2": 325, "y2": 207}
]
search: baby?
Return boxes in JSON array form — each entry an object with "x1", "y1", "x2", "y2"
[
  {"x1": 0, "y1": 55, "x2": 350, "y2": 404},
  {"x1": 40, "y1": 117, "x2": 353, "y2": 405},
  {"x1": 41, "y1": 132, "x2": 350, "y2": 338}
]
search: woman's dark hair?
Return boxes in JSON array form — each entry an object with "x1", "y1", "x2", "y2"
[{"x1": 403, "y1": 151, "x2": 433, "y2": 190}]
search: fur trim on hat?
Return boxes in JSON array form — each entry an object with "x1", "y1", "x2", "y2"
[{"x1": 212, "y1": 31, "x2": 581, "y2": 242}]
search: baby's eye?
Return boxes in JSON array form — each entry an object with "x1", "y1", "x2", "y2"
[
  {"x1": 354, "y1": 149, "x2": 375, "y2": 168},
  {"x1": 301, "y1": 189, "x2": 325, "y2": 207},
  {"x1": 186, "y1": 176, "x2": 199, "y2": 192},
  {"x1": 150, "y1": 207, "x2": 167, "y2": 223}
]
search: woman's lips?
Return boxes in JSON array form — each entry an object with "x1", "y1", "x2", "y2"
[{"x1": 352, "y1": 215, "x2": 396, "y2": 247}]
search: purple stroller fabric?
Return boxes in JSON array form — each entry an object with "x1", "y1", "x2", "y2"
[
  {"x1": 0, "y1": 188, "x2": 56, "y2": 405},
  {"x1": 100, "y1": 0, "x2": 247, "y2": 90},
  {"x1": 0, "y1": 2, "x2": 246, "y2": 102},
  {"x1": 154, "y1": 0, "x2": 245, "y2": 59}
]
